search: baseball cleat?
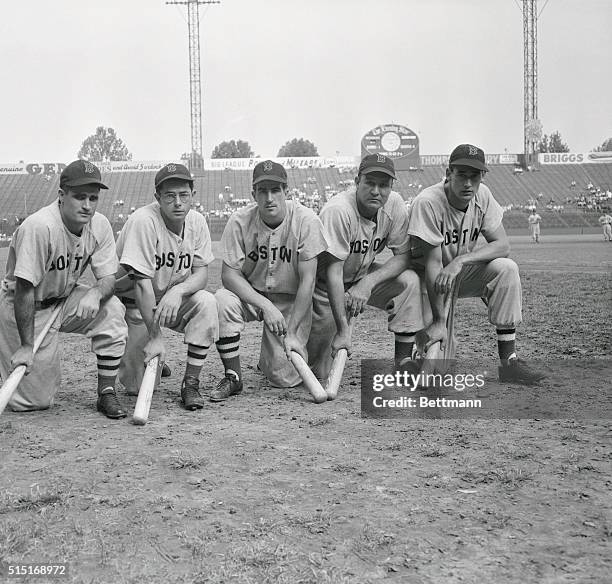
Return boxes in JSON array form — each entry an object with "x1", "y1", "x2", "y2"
[
  {"x1": 210, "y1": 371, "x2": 243, "y2": 402},
  {"x1": 181, "y1": 375, "x2": 204, "y2": 410},
  {"x1": 97, "y1": 387, "x2": 127, "y2": 419},
  {"x1": 498, "y1": 358, "x2": 546, "y2": 385},
  {"x1": 395, "y1": 357, "x2": 422, "y2": 375}
]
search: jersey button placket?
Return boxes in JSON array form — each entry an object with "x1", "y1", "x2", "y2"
[{"x1": 267, "y1": 233, "x2": 277, "y2": 289}]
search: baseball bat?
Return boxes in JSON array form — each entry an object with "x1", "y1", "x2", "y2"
[
  {"x1": 325, "y1": 320, "x2": 355, "y2": 400},
  {"x1": 290, "y1": 351, "x2": 328, "y2": 404},
  {"x1": 132, "y1": 356, "x2": 163, "y2": 425},
  {"x1": 419, "y1": 283, "x2": 459, "y2": 387},
  {"x1": 0, "y1": 301, "x2": 64, "y2": 416}
]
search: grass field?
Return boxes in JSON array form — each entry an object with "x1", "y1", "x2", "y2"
[{"x1": 0, "y1": 234, "x2": 610, "y2": 584}]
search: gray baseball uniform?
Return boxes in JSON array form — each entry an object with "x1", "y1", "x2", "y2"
[
  {"x1": 216, "y1": 200, "x2": 327, "y2": 387},
  {"x1": 115, "y1": 202, "x2": 218, "y2": 391},
  {"x1": 0, "y1": 201, "x2": 127, "y2": 410},
  {"x1": 307, "y1": 187, "x2": 417, "y2": 380},
  {"x1": 405, "y1": 179, "x2": 521, "y2": 330}
]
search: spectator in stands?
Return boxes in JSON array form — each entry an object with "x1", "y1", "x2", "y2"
[{"x1": 528, "y1": 209, "x2": 542, "y2": 243}]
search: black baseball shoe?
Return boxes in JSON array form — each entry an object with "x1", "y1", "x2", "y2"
[
  {"x1": 499, "y1": 357, "x2": 546, "y2": 385},
  {"x1": 210, "y1": 371, "x2": 243, "y2": 402},
  {"x1": 395, "y1": 357, "x2": 422, "y2": 375},
  {"x1": 97, "y1": 387, "x2": 127, "y2": 419},
  {"x1": 181, "y1": 375, "x2": 204, "y2": 410}
]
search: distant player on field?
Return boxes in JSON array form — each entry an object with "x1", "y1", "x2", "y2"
[
  {"x1": 211, "y1": 160, "x2": 327, "y2": 400},
  {"x1": 527, "y1": 209, "x2": 542, "y2": 243},
  {"x1": 404, "y1": 144, "x2": 545, "y2": 385},
  {"x1": 115, "y1": 163, "x2": 218, "y2": 411},
  {"x1": 0, "y1": 160, "x2": 128, "y2": 418},
  {"x1": 598, "y1": 213, "x2": 612, "y2": 241}
]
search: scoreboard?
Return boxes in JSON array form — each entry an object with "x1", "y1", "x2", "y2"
[{"x1": 361, "y1": 124, "x2": 420, "y2": 170}]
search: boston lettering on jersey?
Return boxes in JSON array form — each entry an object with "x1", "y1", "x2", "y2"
[
  {"x1": 349, "y1": 237, "x2": 387, "y2": 255},
  {"x1": 155, "y1": 252, "x2": 192, "y2": 271},
  {"x1": 441, "y1": 225, "x2": 480, "y2": 246},
  {"x1": 49, "y1": 253, "x2": 89, "y2": 272},
  {"x1": 247, "y1": 245, "x2": 293, "y2": 263}
]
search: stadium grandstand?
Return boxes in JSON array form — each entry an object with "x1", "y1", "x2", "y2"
[{"x1": 0, "y1": 157, "x2": 611, "y2": 241}]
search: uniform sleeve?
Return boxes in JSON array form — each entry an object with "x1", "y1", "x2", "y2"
[
  {"x1": 297, "y1": 213, "x2": 328, "y2": 261},
  {"x1": 116, "y1": 213, "x2": 158, "y2": 279},
  {"x1": 90, "y1": 215, "x2": 119, "y2": 279},
  {"x1": 192, "y1": 215, "x2": 215, "y2": 267},
  {"x1": 480, "y1": 189, "x2": 504, "y2": 236},
  {"x1": 386, "y1": 194, "x2": 411, "y2": 254},
  {"x1": 221, "y1": 215, "x2": 246, "y2": 270},
  {"x1": 319, "y1": 203, "x2": 352, "y2": 261},
  {"x1": 407, "y1": 197, "x2": 444, "y2": 247},
  {"x1": 11, "y1": 219, "x2": 50, "y2": 286}
]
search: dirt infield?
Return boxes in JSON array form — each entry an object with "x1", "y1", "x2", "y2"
[{"x1": 0, "y1": 235, "x2": 610, "y2": 584}]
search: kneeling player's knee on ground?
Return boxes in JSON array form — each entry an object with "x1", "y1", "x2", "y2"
[{"x1": 12, "y1": 396, "x2": 54, "y2": 412}]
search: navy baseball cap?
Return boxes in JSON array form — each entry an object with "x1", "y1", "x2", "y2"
[
  {"x1": 449, "y1": 144, "x2": 488, "y2": 172},
  {"x1": 358, "y1": 154, "x2": 396, "y2": 179},
  {"x1": 252, "y1": 160, "x2": 287, "y2": 186},
  {"x1": 60, "y1": 160, "x2": 108, "y2": 190},
  {"x1": 155, "y1": 163, "x2": 193, "y2": 189}
]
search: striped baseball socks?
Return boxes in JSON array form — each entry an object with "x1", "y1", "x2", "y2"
[
  {"x1": 184, "y1": 344, "x2": 210, "y2": 379},
  {"x1": 497, "y1": 329, "x2": 516, "y2": 364},
  {"x1": 96, "y1": 354, "x2": 121, "y2": 393},
  {"x1": 216, "y1": 334, "x2": 241, "y2": 381}
]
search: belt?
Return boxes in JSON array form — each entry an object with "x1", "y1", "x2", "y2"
[
  {"x1": 35, "y1": 297, "x2": 64, "y2": 310},
  {"x1": 119, "y1": 296, "x2": 136, "y2": 306}
]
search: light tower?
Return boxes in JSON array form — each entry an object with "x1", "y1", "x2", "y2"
[
  {"x1": 522, "y1": 0, "x2": 540, "y2": 167},
  {"x1": 167, "y1": 0, "x2": 220, "y2": 171}
]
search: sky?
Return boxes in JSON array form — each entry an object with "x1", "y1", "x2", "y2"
[{"x1": 0, "y1": 0, "x2": 610, "y2": 163}]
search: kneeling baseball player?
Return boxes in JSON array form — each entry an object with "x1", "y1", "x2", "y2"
[
  {"x1": 306, "y1": 154, "x2": 420, "y2": 382},
  {"x1": 404, "y1": 144, "x2": 545, "y2": 384},
  {"x1": 0, "y1": 160, "x2": 128, "y2": 418},
  {"x1": 115, "y1": 163, "x2": 218, "y2": 410},
  {"x1": 211, "y1": 160, "x2": 327, "y2": 400}
]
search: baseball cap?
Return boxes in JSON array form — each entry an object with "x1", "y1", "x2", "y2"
[
  {"x1": 60, "y1": 160, "x2": 108, "y2": 190},
  {"x1": 449, "y1": 144, "x2": 488, "y2": 172},
  {"x1": 252, "y1": 160, "x2": 287, "y2": 186},
  {"x1": 155, "y1": 163, "x2": 193, "y2": 189},
  {"x1": 358, "y1": 154, "x2": 396, "y2": 179}
]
